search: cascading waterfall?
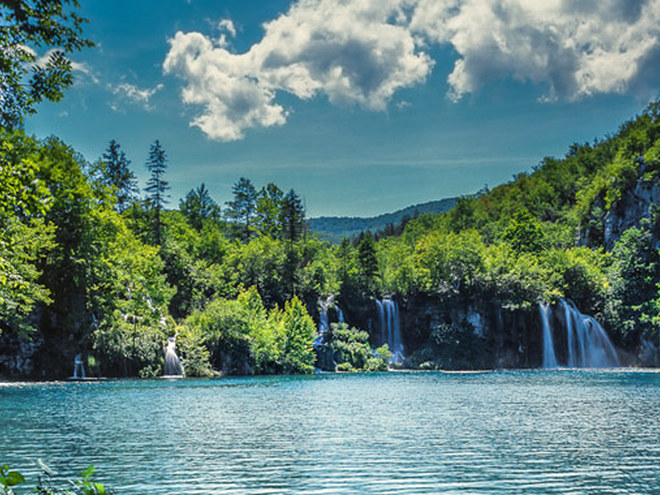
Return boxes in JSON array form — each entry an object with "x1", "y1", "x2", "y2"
[
  {"x1": 164, "y1": 337, "x2": 184, "y2": 376},
  {"x1": 540, "y1": 303, "x2": 558, "y2": 369},
  {"x1": 315, "y1": 299, "x2": 330, "y2": 349},
  {"x1": 540, "y1": 299, "x2": 619, "y2": 368},
  {"x1": 376, "y1": 299, "x2": 386, "y2": 347},
  {"x1": 377, "y1": 298, "x2": 405, "y2": 363}
]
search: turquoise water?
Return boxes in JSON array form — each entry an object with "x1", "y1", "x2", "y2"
[{"x1": 1, "y1": 370, "x2": 659, "y2": 494}]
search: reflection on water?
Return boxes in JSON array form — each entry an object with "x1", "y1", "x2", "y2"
[{"x1": 1, "y1": 370, "x2": 659, "y2": 494}]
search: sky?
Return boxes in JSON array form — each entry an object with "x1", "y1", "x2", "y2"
[{"x1": 26, "y1": 0, "x2": 660, "y2": 217}]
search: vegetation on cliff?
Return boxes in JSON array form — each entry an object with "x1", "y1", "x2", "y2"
[
  {"x1": 1, "y1": 98, "x2": 659, "y2": 375},
  {"x1": 2, "y1": 0, "x2": 660, "y2": 376}
]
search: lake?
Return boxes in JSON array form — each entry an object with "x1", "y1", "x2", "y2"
[{"x1": 1, "y1": 370, "x2": 659, "y2": 494}]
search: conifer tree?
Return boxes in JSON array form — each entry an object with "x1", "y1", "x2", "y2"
[
  {"x1": 358, "y1": 230, "x2": 378, "y2": 288},
  {"x1": 225, "y1": 177, "x2": 257, "y2": 241},
  {"x1": 280, "y1": 189, "x2": 305, "y2": 244},
  {"x1": 144, "y1": 140, "x2": 169, "y2": 245},
  {"x1": 100, "y1": 139, "x2": 137, "y2": 212},
  {"x1": 180, "y1": 183, "x2": 220, "y2": 231}
]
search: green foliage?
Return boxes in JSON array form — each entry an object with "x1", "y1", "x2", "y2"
[
  {"x1": 255, "y1": 183, "x2": 283, "y2": 237},
  {"x1": 277, "y1": 296, "x2": 316, "y2": 374},
  {"x1": 322, "y1": 323, "x2": 390, "y2": 372},
  {"x1": 603, "y1": 224, "x2": 660, "y2": 347},
  {"x1": 414, "y1": 230, "x2": 485, "y2": 294},
  {"x1": 1, "y1": 461, "x2": 109, "y2": 495},
  {"x1": 92, "y1": 140, "x2": 137, "y2": 212},
  {"x1": 183, "y1": 288, "x2": 315, "y2": 375},
  {"x1": 0, "y1": 0, "x2": 93, "y2": 128},
  {"x1": 3, "y1": 98, "x2": 660, "y2": 376},
  {"x1": 144, "y1": 140, "x2": 169, "y2": 245},
  {"x1": 179, "y1": 183, "x2": 220, "y2": 231},
  {"x1": 357, "y1": 231, "x2": 378, "y2": 291},
  {"x1": 280, "y1": 189, "x2": 305, "y2": 244},
  {"x1": 225, "y1": 177, "x2": 258, "y2": 242}
]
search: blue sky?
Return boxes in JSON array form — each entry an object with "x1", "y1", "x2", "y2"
[{"x1": 26, "y1": 0, "x2": 660, "y2": 217}]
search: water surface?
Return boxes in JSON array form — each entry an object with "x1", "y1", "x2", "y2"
[{"x1": 1, "y1": 370, "x2": 659, "y2": 494}]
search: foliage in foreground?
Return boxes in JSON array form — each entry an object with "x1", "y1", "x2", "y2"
[{"x1": 1, "y1": 461, "x2": 108, "y2": 495}]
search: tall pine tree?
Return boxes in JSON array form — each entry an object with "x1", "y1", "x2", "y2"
[
  {"x1": 180, "y1": 183, "x2": 220, "y2": 231},
  {"x1": 144, "y1": 140, "x2": 169, "y2": 245},
  {"x1": 225, "y1": 177, "x2": 257, "y2": 242},
  {"x1": 99, "y1": 139, "x2": 137, "y2": 212},
  {"x1": 280, "y1": 189, "x2": 306, "y2": 297},
  {"x1": 280, "y1": 189, "x2": 305, "y2": 244}
]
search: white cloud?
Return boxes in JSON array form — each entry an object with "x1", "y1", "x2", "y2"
[
  {"x1": 427, "y1": 0, "x2": 660, "y2": 101},
  {"x1": 219, "y1": 19, "x2": 237, "y2": 38},
  {"x1": 164, "y1": 0, "x2": 660, "y2": 141},
  {"x1": 110, "y1": 82, "x2": 164, "y2": 110},
  {"x1": 163, "y1": 0, "x2": 432, "y2": 141}
]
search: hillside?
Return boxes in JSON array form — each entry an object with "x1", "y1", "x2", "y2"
[{"x1": 309, "y1": 198, "x2": 457, "y2": 242}]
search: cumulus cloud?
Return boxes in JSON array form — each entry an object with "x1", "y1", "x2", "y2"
[
  {"x1": 163, "y1": 0, "x2": 432, "y2": 140},
  {"x1": 164, "y1": 0, "x2": 660, "y2": 141},
  {"x1": 431, "y1": 0, "x2": 660, "y2": 101}
]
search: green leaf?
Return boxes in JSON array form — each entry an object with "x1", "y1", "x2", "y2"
[
  {"x1": 4, "y1": 472, "x2": 24, "y2": 487},
  {"x1": 80, "y1": 465, "x2": 96, "y2": 480}
]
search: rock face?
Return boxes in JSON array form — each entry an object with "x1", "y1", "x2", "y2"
[
  {"x1": 603, "y1": 174, "x2": 660, "y2": 250},
  {"x1": 0, "y1": 330, "x2": 43, "y2": 378},
  {"x1": 579, "y1": 163, "x2": 660, "y2": 251},
  {"x1": 399, "y1": 294, "x2": 542, "y2": 369}
]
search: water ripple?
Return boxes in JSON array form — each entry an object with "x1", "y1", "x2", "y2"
[{"x1": 1, "y1": 370, "x2": 659, "y2": 493}]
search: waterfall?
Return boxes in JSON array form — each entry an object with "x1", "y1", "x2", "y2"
[
  {"x1": 540, "y1": 303, "x2": 558, "y2": 369},
  {"x1": 164, "y1": 337, "x2": 184, "y2": 376},
  {"x1": 315, "y1": 299, "x2": 330, "y2": 348},
  {"x1": 319, "y1": 300, "x2": 330, "y2": 334},
  {"x1": 540, "y1": 299, "x2": 619, "y2": 369},
  {"x1": 376, "y1": 300, "x2": 386, "y2": 348},
  {"x1": 337, "y1": 307, "x2": 345, "y2": 324},
  {"x1": 560, "y1": 300, "x2": 619, "y2": 368},
  {"x1": 72, "y1": 353, "x2": 85, "y2": 379},
  {"x1": 377, "y1": 298, "x2": 405, "y2": 363}
]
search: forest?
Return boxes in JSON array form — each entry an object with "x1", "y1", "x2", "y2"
[
  {"x1": 2, "y1": 0, "x2": 660, "y2": 379},
  {"x1": 1, "y1": 96, "x2": 660, "y2": 377}
]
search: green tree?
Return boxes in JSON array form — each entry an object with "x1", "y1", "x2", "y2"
[
  {"x1": 225, "y1": 177, "x2": 257, "y2": 242},
  {"x1": 279, "y1": 189, "x2": 305, "y2": 297},
  {"x1": 278, "y1": 296, "x2": 315, "y2": 374},
  {"x1": 357, "y1": 231, "x2": 378, "y2": 289},
  {"x1": 280, "y1": 189, "x2": 305, "y2": 244},
  {"x1": 144, "y1": 140, "x2": 169, "y2": 245},
  {"x1": 255, "y1": 182, "x2": 283, "y2": 237},
  {"x1": 95, "y1": 139, "x2": 137, "y2": 212},
  {"x1": 0, "y1": 130, "x2": 54, "y2": 335},
  {"x1": 180, "y1": 183, "x2": 220, "y2": 231},
  {"x1": 0, "y1": 0, "x2": 93, "y2": 128}
]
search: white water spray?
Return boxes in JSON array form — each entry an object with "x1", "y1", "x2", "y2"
[
  {"x1": 540, "y1": 299, "x2": 619, "y2": 368},
  {"x1": 377, "y1": 298, "x2": 405, "y2": 363},
  {"x1": 164, "y1": 337, "x2": 184, "y2": 376}
]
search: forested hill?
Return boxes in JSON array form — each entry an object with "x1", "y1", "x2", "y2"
[{"x1": 309, "y1": 198, "x2": 457, "y2": 242}]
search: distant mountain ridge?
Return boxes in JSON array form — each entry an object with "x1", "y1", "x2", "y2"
[{"x1": 310, "y1": 198, "x2": 457, "y2": 243}]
